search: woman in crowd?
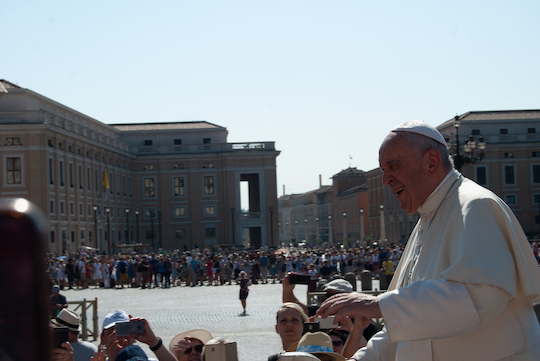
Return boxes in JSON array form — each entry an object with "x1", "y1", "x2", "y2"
[
  {"x1": 169, "y1": 329, "x2": 213, "y2": 361},
  {"x1": 268, "y1": 302, "x2": 309, "y2": 361},
  {"x1": 93, "y1": 257, "x2": 103, "y2": 288}
]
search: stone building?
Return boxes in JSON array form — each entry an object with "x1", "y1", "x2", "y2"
[
  {"x1": 438, "y1": 109, "x2": 540, "y2": 238},
  {"x1": 0, "y1": 79, "x2": 280, "y2": 254}
]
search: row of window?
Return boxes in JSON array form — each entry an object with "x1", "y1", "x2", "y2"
[
  {"x1": 473, "y1": 164, "x2": 540, "y2": 187},
  {"x1": 49, "y1": 200, "x2": 218, "y2": 218},
  {"x1": 47, "y1": 139, "x2": 129, "y2": 168},
  {"x1": 467, "y1": 128, "x2": 537, "y2": 135},
  {"x1": 50, "y1": 227, "x2": 216, "y2": 244},
  {"x1": 142, "y1": 138, "x2": 212, "y2": 146},
  {"x1": 47, "y1": 158, "x2": 133, "y2": 197},
  {"x1": 143, "y1": 162, "x2": 214, "y2": 170},
  {"x1": 143, "y1": 176, "x2": 215, "y2": 198}
]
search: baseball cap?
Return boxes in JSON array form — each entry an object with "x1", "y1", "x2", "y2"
[
  {"x1": 322, "y1": 279, "x2": 353, "y2": 293},
  {"x1": 102, "y1": 310, "x2": 130, "y2": 330}
]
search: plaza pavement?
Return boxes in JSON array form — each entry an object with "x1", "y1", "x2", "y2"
[{"x1": 62, "y1": 279, "x2": 380, "y2": 361}]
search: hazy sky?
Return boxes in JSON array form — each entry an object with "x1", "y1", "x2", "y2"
[{"x1": 4, "y1": 1, "x2": 540, "y2": 195}]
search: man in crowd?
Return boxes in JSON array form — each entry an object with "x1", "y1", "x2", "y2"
[
  {"x1": 317, "y1": 120, "x2": 540, "y2": 360},
  {"x1": 50, "y1": 285, "x2": 68, "y2": 318},
  {"x1": 55, "y1": 309, "x2": 97, "y2": 361}
]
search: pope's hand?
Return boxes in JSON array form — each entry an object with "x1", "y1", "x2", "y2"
[{"x1": 315, "y1": 292, "x2": 382, "y2": 324}]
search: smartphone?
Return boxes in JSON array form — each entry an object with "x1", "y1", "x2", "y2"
[
  {"x1": 53, "y1": 327, "x2": 70, "y2": 348},
  {"x1": 115, "y1": 320, "x2": 145, "y2": 336},
  {"x1": 0, "y1": 198, "x2": 50, "y2": 361},
  {"x1": 315, "y1": 315, "x2": 338, "y2": 329},
  {"x1": 289, "y1": 274, "x2": 311, "y2": 285},
  {"x1": 303, "y1": 322, "x2": 320, "y2": 334}
]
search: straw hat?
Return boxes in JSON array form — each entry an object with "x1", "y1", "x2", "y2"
[
  {"x1": 169, "y1": 329, "x2": 213, "y2": 351},
  {"x1": 295, "y1": 332, "x2": 346, "y2": 361},
  {"x1": 55, "y1": 309, "x2": 81, "y2": 332}
]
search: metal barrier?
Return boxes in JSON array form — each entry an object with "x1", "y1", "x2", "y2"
[
  {"x1": 68, "y1": 298, "x2": 99, "y2": 341},
  {"x1": 307, "y1": 289, "x2": 386, "y2": 331}
]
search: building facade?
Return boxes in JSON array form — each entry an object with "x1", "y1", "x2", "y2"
[
  {"x1": 438, "y1": 110, "x2": 540, "y2": 238},
  {"x1": 0, "y1": 80, "x2": 280, "y2": 254}
]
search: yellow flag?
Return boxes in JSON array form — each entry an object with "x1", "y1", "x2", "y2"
[{"x1": 103, "y1": 170, "x2": 110, "y2": 189}]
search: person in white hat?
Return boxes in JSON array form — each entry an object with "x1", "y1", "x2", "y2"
[
  {"x1": 55, "y1": 309, "x2": 97, "y2": 361},
  {"x1": 100, "y1": 310, "x2": 176, "y2": 361},
  {"x1": 169, "y1": 329, "x2": 213, "y2": 361},
  {"x1": 317, "y1": 120, "x2": 540, "y2": 360}
]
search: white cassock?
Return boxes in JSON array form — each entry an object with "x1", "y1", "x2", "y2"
[{"x1": 352, "y1": 169, "x2": 540, "y2": 361}]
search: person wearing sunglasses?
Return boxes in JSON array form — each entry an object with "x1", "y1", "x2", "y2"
[{"x1": 169, "y1": 330, "x2": 213, "y2": 361}]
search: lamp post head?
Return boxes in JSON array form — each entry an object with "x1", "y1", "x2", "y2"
[
  {"x1": 125, "y1": 208, "x2": 130, "y2": 213},
  {"x1": 93, "y1": 205, "x2": 98, "y2": 211},
  {"x1": 360, "y1": 208, "x2": 364, "y2": 214},
  {"x1": 380, "y1": 204, "x2": 384, "y2": 210},
  {"x1": 343, "y1": 212, "x2": 346, "y2": 218},
  {"x1": 135, "y1": 209, "x2": 139, "y2": 215},
  {"x1": 453, "y1": 115, "x2": 461, "y2": 128}
]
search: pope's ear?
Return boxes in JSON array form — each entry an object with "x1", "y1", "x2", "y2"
[{"x1": 425, "y1": 149, "x2": 441, "y2": 175}]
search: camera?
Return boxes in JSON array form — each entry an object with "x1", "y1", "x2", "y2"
[
  {"x1": 289, "y1": 274, "x2": 311, "y2": 285},
  {"x1": 115, "y1": 320, "x2": 144, "y2": 336},
  {"x1": 315, "y1": 315, "x2": 338, "y2": 329}
]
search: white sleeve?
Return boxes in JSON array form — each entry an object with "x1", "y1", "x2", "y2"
[
  {"x1": 378, "y1": 279, "x2": 510, "y2": 342},
  {"x1": 349, "y1": 328, "x2": 397, "y2": 361}
]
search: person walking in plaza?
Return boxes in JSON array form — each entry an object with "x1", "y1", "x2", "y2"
[
  {"x1": 317, "y1": 120, "x2": 540, "y2": 360},
  {"x1": 237, "y1": 271, "x2": 250, "y2": 315}
]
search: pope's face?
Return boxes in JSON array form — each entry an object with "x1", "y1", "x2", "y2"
[{"x1": 379, "y1": 134, "x2": 432, "y2": 215}]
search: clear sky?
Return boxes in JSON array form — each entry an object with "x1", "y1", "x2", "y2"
[{"x1": 4, "y1": 1, "x2": 540, "y2": 195}]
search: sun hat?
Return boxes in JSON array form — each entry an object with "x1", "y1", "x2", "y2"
[
  {"x1": 56, "y1": 309, "x2": 81, "y2": 332},
  {"x1": 296, "y1": 332, "x2": 346, "y2": 361},
  {"x1": 169, "y1": 329, "x2": 213, "y2": 352},
  {"x1": 322, "y1": 279, "x2": 353, "y2": 293},
  {"x1": 390, "y1": 120, "x2": 447, "y2": 147},
  {"x1": 116, "y1": 345, "x2": 148, "y2": 361},
  {"x1": 279, "y1": 351, "x2": 321, "y2": 360},
  {"x1": 102, "y1": 310, "x2": 130, "y2": 330}
]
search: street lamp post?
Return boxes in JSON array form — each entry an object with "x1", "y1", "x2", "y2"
[
  {"x1": 269, "y1": 207, "x2": 274, "y2": 247},
  {"x1": 304, "y1": 218, "x2": 308, "y2": 242},
  {"x1": 315, "y1": 217, "x2": 319, "y2": 243},
  {"x1": 125, "y1": 208, "x2": 130, "y2": 244},
  {"x1": 294, "y1": 220, "x2": 298, "y2": 242},
  {"x1": 158, "y1": 211, "x2": 162, "y2": 250},
  {"x1": 343, "y1": 212, "x2": 347, "y2": 243},
  {"x1": 149, "y1": 210, "x2": 155, "y2": 251},
  {"x1": 231, "y1": 208, "x2": 235, "y2": 245},
  {"x1": 135, "y1": 209, "x2": 140, "y2": 244},
  {"x1": 105, "y1": 207, "x2": 111, "y2": 254},
  {"x1": 359, "y1": 208, "x2": 364, "y2": 243},
  {"x1": 380, "y1": 204, "x2": 385, "y2": 245},
  {"x1": 446, "y1": 115, "x2": 487, "y2": 172},
  {"x1": 328, "y1": 215, "x2": 333, "y2": 245},
  {"x1": 93, "y1": 205, "x2": 98, "y2": 250}
]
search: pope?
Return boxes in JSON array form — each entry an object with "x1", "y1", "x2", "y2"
[{"x1": 316, "y1": 120, "x2": 540, "y2": 360}]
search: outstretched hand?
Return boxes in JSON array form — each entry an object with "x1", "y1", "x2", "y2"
[{"x1": 316, "y1": 292, "x2": 382, "y2": 325}]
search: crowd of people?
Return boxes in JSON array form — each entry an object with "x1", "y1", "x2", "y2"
[
  {"x1": 47, "y1": 120, "x2": 540, "y2": 361},
  {"x1": 46, "y1": 245, "x2": 406, "y2": 292}
]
